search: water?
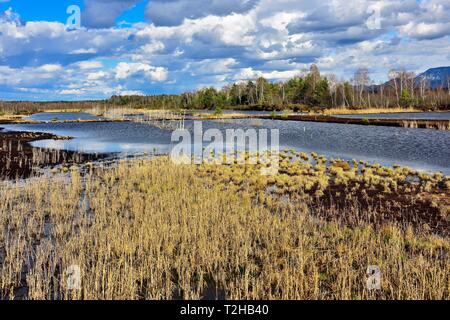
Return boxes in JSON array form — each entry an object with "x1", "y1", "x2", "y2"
[
  {"x1": 191, "y1": 110, "x2": 302, "y2": 116},
  {"x1": 2, "y1": 121, "x2": 172, "y2": 154},
  {"x1": 335, "y1": 112, "x2": 450, "y2": 120},
  {"x1": 26, "y1": 112, "x2": 104, "y2": 122},
  {"x1": 2, "y1": 113, "x2": 450, "y2": 174}
]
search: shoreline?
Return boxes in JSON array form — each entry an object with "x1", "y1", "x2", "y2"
[
  {"x1": 1, "y1": 127, "x2": 449, "y2": 233},
  {"x1": 0, "y1": 129, "x2": 107, "y2": 180},
  {"x1": 1, "y1": 116, "x2": 449, "y2": 131},
  {"x1": 1, "y1": 109, "x2": 450, "y2": 130},
  {"x1": 252, "y1": 114, "x2": 450, "y2": 130}
]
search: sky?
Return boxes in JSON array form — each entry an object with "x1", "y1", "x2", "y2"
[{"x1": 0, "y1": 0, "x2": 449, "y2": 101}]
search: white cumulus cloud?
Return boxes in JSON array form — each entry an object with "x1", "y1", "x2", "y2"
[{"x1": 115, "y1": 62, "x2": 168, "y2": 82}]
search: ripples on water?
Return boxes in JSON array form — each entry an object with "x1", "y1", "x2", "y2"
[
  {"x1": 26, "y1": 112, "x2": 104, "y2": 122},
  {"x1": 3, "y1": 113, "x2": 450, "y2": 174}
]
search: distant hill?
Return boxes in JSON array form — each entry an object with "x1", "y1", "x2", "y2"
[
  {"x1": 415, "y1": 67, "x2": 450, "y2": 89},
  {"x1": 376, "y1": 67, "x2": 450, "y2": 91}
]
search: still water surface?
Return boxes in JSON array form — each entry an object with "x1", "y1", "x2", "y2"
[
  {"x1": 3, "y1": 112, "x2": 450, "y2": 174},
  {"x1": 26, "y1": 112, "x2": 104, "y2": 122}
]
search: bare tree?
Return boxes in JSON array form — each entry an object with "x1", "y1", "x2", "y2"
[
  {"x1": 354, "y1": 68, "x2": 370, "y2": 107},
  {"x1": 419, "y1": 77, "x2": 429, "y2": 101},
  {"x1": 406, "y1": 71, "x2": 416, "y2": 98},
  {"x1": 326, "y1": 74, "x2": 339, "y2": 108},
  {"x1": 388, "y1": 69, "x2": 400, "y2": 107},
  {"x1": 309, "y1": 64, "x2": 321, "y2": 91},
  {"x1": 280, "y1": 82, "x2": 286, "y2": 104}
]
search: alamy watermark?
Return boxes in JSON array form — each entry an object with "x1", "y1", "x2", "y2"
[
  {"x1": 170, "y1": 121, "x2": 280, "y2": 176},
  {"x1": 366, "y1": 265, "x2": 381, "y2": 290},
  {"x1": 66, "y1": 5, "x2": 81, "y2": 30},
  {"x1": 65, "y1": 264, "x2": 81, "y2": 290},
  {"x1": 366, "y1": 3, "x2": 382, "y2": 30}
]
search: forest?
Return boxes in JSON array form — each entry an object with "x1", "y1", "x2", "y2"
[{"x1": 1, "y1": 65, "x2": 450, "y2": 114}]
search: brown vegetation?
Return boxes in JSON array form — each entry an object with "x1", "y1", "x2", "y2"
[
  {"x1": 0, "y1": 156, "x2": 448, "y2": 300},
  {"x1": 257, "y1": 114, "x2": 450, "y2": 131},
  {"x1": 0, "y1": 130, "x2": 104, "y2": 180}
]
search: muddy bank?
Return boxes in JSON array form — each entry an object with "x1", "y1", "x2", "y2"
[
  {"x1": 312, "y1": 176, "x2": 450, "y2": 236},
  {"x1": 150, "y1": 113, "x2": 450, "y2": 130},
  {"x1": 2, "y1": 112, "x2": 449, "y2": 130},
  {"x1": 197, "y1": 154, "x2": 450, "y2": 236},
  {"x1": 252, "y1": 114, "x2": 450, "y2": 130},
  {"x1": 0, "y1": 119, "x2": 127, "y2": 125},
  {"x1": 0, "y1": 129, "x2": 107, "y2": 180}
]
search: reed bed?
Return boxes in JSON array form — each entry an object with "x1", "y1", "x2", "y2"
[
  {"x1": 88, "y1": 107, "x2": 186, "y2": 130},
  {"x1": 320, "y1": 107, "x2": 422, "y2": 115},
  {"x1": 0, "y1": 114, "x2": 26, "y2": 122},
  {"x1": 401, "y1": 120, "x2": 450, "y2": 130},
  {"x1": 0, "y1": 156, "x2": 449, "y2": 300},
  {"x1": 0, "y1": 131, "x2": 102, "y2": 180},
  {"x1": 197, "y1": 151, "x2": 450, "y2": 234}
]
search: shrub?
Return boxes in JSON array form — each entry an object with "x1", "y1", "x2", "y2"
[{"x1": 213, "y1": 106, "x2": 223, "y2": 116}]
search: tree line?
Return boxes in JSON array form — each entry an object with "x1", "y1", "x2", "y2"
[
  {"x1": 107, "y1": 65, "x2": 450, "y2": 111},
  {"x1": 1, "y1": 64, "x2": 449, "y2": 114}
]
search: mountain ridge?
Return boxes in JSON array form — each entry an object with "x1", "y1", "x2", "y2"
[{"x1": 415, "y1": 67, "x2": 450, "y2": 89}]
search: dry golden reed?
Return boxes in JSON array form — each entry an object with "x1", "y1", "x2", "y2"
[
  {"x1": 0, "y1": 157, "x2": 449, "y2": 300},
  {"x1": 320, "y1": 107, "x2": 421, "y2": 115}
]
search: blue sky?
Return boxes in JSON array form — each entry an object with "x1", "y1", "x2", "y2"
[
  {"x1": 0, "y1": 0, "x2": 147, "y2": 25},
  {"x1": 0, "y1": 0, "x2": 449, "y2": 101},
  {"x1": 0, "y1": 1, "x2": 83, "y2": 23}
]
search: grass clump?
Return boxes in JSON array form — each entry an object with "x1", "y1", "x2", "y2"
[{"x1": 213, "y1": 106, "x2": 223, "y2": 116}]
